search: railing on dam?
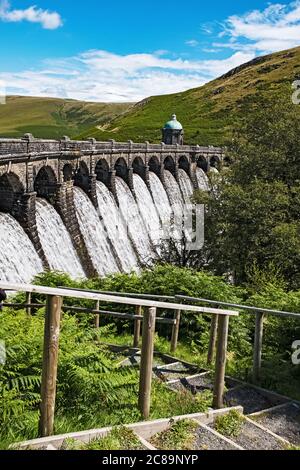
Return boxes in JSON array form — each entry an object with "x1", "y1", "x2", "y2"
[
  {"x1": 0, "y1": 135, "x2": 223, "y2": 158},
  {"x1": 0, "y1": 281, "x2": 237, "y2": 438}
]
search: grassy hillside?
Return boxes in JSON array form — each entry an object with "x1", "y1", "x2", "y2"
[
  {"x1": 79, "y1": 46, "x2": 300, "y2": 146},
  {"x1": 0, "y1": 96, "x2": 132, "y2": 139}
]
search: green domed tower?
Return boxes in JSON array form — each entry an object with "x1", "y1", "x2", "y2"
[{"x1": 162, "y1": 114, "x2": 184, "y2": 145}]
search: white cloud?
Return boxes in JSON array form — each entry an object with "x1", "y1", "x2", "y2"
[
  {"x1": 0, "y1": 1, "x2": 62, "y2": 29},
  {"x1": 186, "y1": 39, "x2": 199, "y2": 47},
  {"x1": 0, "y1": 49, "x2": 254, "y2": 102},
  {"x1": 221, "y1": 1, "x2": 300, "y2": 54}
]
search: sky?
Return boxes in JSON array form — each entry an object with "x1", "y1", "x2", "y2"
[{"x1": 0, "y1": 0, "x2": 300, "y2": 102}]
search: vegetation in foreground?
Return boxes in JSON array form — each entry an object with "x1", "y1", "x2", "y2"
[
  {"x1": 62, "y1": 427, "x2": 143, "y2": 451},
  {"x1": 214, "y1": 410, "x2": 245, "y2": 438},
  {"x1": 150, "y1": 419, "x2": 198, "y2": 450}
]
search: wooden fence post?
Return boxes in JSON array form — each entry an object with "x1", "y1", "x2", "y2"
[
  {"x1": 133, "y1": 305, "x2": 142, "y2": 348},
  {"x1": 253, "y1": 312, "x2": 264, "y2": 382},
  {"x1": 39, "y1": 295, "x2": 62, "y2": 437},
  {"x1": 138, "y1": 307, "x2": 156, "y2": 419},
  {"x1": 207, "y1": 314, "x2": 219, "y2": 365},
  {"x1": 170, "y1": 310, "x2": 181, "y2": 353},
  {"x1": 213, "y1": 315, "x2": 229, "y2": 409},
  {"x1": 26, "y1": 291, "x2": 32, "y2": 316},
  {"x1": 94, "y1": 300, "x2": 100, "y2": 328}
]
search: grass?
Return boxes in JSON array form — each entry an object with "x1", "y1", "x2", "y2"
[
  {"x1": 78, "y1": 46, "x2": 300, "y2": 146},
  {"x1": 0, "y1": 96, "x2": 131, "y2": 139},
  {"x1": 63, "y1": 427, "x2": 143, "y2": 451},
  {"x1": 214, "y1": 410, "x2": 245, "y2": 438},
  {"x1": 150, "y1": 419, "x2": 198, "y2": 450}
]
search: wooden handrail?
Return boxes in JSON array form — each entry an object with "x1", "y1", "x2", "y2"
[
  {"x1": 176, "y1": 295, "x2": 300, "y2": 319},
  {"x1": 0, "y1": 282, "x2": 239, "y2": 316}
]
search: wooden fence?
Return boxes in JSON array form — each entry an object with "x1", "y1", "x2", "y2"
[
  {"x1": 175, "y1": 295, "x2": 300, "y2": 382},
  {"x1": 0, "y1": 282, "x2": 238, "y2": 438}
]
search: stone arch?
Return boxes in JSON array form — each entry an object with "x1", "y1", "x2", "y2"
[
  {"x1": 163, "y1": 155, "x2": 176, "y2": 176},
  {"x1": 115, "y1": 157, "x2": 128, "y2": 181},
  {"x1": 210, "y1": 155, "x2": 221, "y2": 169},
  {"x1": 95, "y1": 159, "x2": 110, "y2": 187},
  {"x1": 148, "y1": 156, "x2": 161, "y2": 176},
  {"x1": 0, "y1": 172, "x2": 24, "y2": 213},
  {"x1": 178, "y1": 155, "x2": 190, "y2": 174},
  {"x1": 197, "y1": 155, "x2": 209, "y2": 173},
  {"x1": 34, "y1": 166, "x2": 58, "y2": 201},
  {"x1": 132, "y1": 156, "x2": 146, "y2": 179},
  {"x1": 74, "y1": 161, "x2": 90, "y2": 191},
  {"x1": 63, "y1": 163, "x2": 74, "y2": 182}
]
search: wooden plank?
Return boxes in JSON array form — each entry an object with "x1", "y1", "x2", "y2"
[
  {"x1": 212, "y1": 315, "x2": 229, "y2": 409},
  {"x1": 0, "y1": 282, "x2": 239, "y2": 316},
  {"x1": 94, "y1": 300, "x2": 100, "y2": 328},
  {"x1": 138, "y1": 307, "x2": 156, "y2": 419},
  {"x1": 170, "y1": 310, "x2": 181, "y2": 353},
  {"x1": 133, "y1": 305, "x2": 142, "y2": 348},
  {"x1": 39, "y1": 295, "x2": 62, "y2": 437},
  {"x1": 26, "y1": 292, "x2": 32, "y2": 316},
  {"x1": 207, "y1": 314, "x2": 218, "y2": 365},
  {"x1": 253, "y1": 312, "x2": 264, "y2": 382}
]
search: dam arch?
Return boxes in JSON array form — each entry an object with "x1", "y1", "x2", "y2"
[
  {"x1": 178, "y1": 155, "x2": 190, "y2": 175},
  {"x1": 163, "y1": 155, "x2": 176, "y2": 176},
  {"x1": 0, "y1": 172, "x2": 24, "y2": 213},
  {"x1": 34, "y1": 166, "x2": 58, "y2": 202}
]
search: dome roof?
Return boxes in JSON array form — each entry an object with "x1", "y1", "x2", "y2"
[{"x1": 164, "y1": 114, "x2": 183, "y2": 130}]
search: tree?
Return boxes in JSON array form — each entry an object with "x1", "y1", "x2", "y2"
[{"x1": 193, "y1": 94, "x2": 300, "y2": 288}]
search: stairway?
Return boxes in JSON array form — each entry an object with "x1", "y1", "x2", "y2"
[
  {"x1": 121, "y1": 349, "x2": 300, "y2": 450},
  {"x1": 16, "y1": 348, "x2": 300, "y2": 451}
]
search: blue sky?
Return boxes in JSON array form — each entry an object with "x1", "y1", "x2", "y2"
[{"x1": 0, "y1": 0, "x2": 300, "y2": 101}]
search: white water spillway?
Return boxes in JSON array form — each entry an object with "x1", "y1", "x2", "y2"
[
  {"x1": 178, "y1": 169, "x2": 194, "y2": 204},
  {"x1": 0, "y1": 213, "x2": 43, "y2": 283},
  {"x1": 73, "y1": 187, "x2": 120, "y2": 276},
  {"x1": 115, "y1": 177, "x2": 153, "y2": 265},
  {"x1": 133, "y1": 174, "x2": 161, "y2": 248},
  {"x1": 36, "y1": 199, "x2": 85, "y2": 279},
  {"x1": 149, "y1": 171, "x2": 172, "y2": 238},
  {"x1": 96, "y1": 181, "x2": 138, "y2": 272},
  {"x1": 196, "y1": 168, "x2": 209, "y2": 191}
]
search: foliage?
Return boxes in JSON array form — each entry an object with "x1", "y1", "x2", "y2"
[
  {"x1": 193, "y1": 95, "x2": 300, "y2": 290},
  {"x1": 214, "y1": 410, "x2": 245, "y2": 438},
  {"x1": 0, "y1": 306, "x2": 211, "y2": 449},
  {"x1": 150, "y1": 419, "x2": 198, "y2": 450},
  {"x1": 63, "y1": 427, "x2": 143, "y2": 451}
]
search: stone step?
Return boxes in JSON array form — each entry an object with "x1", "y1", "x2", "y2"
[{"x1": 249, "y1": 402, "x2": 300, "y2": 447}]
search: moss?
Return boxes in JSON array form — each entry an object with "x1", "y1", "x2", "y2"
[
  {"x1": 150, "y1": 419, "x2": 198, "y2": 450},
  {"x1": 214, "y1": 410, "x2": 245, "y2": 438}
]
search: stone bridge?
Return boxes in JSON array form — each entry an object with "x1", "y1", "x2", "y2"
[{"x1": 0, "y1": 135, "x2": 224, "y2": 276}]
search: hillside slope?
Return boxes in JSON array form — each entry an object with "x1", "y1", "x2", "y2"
[
  {"x1": 0, "y1": 96, "x2": 132, "y2": 139},
  {"x1": 79, "y1": 46, "x2": 300, "y2": 146}
]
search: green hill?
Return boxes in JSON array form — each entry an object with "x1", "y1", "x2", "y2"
[
  {"x1": 79, "y1": 46, "x2": 300, "y2": 146},
  {"x1": 0, "y1": 96, "x2": 132, "y2": 139}
]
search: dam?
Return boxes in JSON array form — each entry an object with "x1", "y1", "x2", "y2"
[{"x1": 0, "y1": 119, "x2": 223, "y2": 282}]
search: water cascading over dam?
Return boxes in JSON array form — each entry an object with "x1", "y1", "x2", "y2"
[
  {"x1": 0, "y1": 135, "x2": 222, "y2": 282},
  {"x1": 0, "y1": 169, "x2": 207, "y2": 281},
  {"x1": 36, "y1": 199, "x2": 85, "y2": 278},
  {"x1": 0, "y1": 213, "x2": 43, "y2": 282}
]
